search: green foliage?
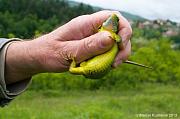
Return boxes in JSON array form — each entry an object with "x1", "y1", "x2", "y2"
[
  {"x1": 143, "y1": 28, "x2": 161, "y2": 39},
  {"x1": 133, "y1": 27, "x2": 162, "y2": 39},
  {"x1": 170, "y1": 33, "x2": 180, "y2": 44},
  {"x1": 7, "y1": 33, "x2": 15, "y2": 38},
  {"x1": 31, "y1": 73, "x2": 102, "y2": 90},
  {"x1": 0, "y1": 0, "x2": 95, "y2": 38},
  {"x1": 133, "y1": 28, "x2": 144, "y2": 38}
]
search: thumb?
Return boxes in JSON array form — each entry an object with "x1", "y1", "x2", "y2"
[{"x1": 75, "y1": 31, "x2": 114, "y2": 63}]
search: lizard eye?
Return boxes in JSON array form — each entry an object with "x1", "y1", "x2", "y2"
[{"x1": 98, "y1": 25, "x2": 102, "y2": 29}]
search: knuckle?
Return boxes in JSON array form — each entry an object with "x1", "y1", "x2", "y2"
[
  {"x1": 125, "y1": 28, "x2": 133, "y2": 38},
  {"x1": 83, "y1": 33, "x2": 106, "y2": 54},
  {"x1": 84, "y1": 38, "x2": 95, "y2": 54},
  {"x1": 58, "y1": 42, "x2": 75, "y2": 62}
]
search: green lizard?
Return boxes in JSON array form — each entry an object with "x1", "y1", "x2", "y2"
[{"x1": 69, "y1": 14, "x2": 151, "y2": 79}]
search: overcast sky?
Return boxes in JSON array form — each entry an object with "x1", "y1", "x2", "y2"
[{"x1": 72, "y1": 0, "x2": 180, "y2": 23}]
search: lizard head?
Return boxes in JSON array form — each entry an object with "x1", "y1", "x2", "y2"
[{"x1": 102, "y1": 14, "x2": 119, "y2": 33}]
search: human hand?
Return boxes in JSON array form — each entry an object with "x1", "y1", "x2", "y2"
[
  {"x1": 5, "y1": 10, "x2": 132, "y2": 84},
  {"x1": 46, "y1": 10, "x2": 132, "y2": 68}
]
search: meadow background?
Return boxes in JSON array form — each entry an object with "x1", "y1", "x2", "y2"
[{"x1": 0, "y1": 0, "x2": 180, "y2": 118}]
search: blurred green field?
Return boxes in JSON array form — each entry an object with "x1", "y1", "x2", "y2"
[{"x1": 0, "y1": 83, "x2": 180, "y2": 119}]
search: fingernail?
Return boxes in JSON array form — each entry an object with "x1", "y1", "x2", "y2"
[{"x1": 113, "y1": 60, "x2": 122, "y2": 68}]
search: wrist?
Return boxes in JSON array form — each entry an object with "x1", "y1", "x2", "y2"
[{"x1": 5, "y1": 40, "x2": 42, "y2": 84}]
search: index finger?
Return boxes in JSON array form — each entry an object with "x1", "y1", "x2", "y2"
[
  {"x1": 78, "y1": 10, "x2": 131, "y2": 36},
  {"x1": 53, "y1": 10, "x2": 132, "y2": 42}
]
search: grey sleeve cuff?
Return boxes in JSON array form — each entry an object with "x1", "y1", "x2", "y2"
[{"x1": 0, "y1": 38, "x2": 31, "y2": 107}]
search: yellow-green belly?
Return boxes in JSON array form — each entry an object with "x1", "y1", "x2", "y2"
[{"x1": 69, "y1": 43, "x2": 118, "y2": 79}]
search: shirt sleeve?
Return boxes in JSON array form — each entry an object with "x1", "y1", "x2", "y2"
[{"x1": 0, "y1": 38, "x2": 31, "y2": 107}]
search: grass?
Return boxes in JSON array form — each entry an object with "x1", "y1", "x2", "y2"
[{"x1": 0, "y1": 83, "x2": 180, "y2": 119}]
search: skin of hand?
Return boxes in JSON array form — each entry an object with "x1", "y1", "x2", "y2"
[{"x1": 5, "y1": 10, "x2": 132, "y2": 84}]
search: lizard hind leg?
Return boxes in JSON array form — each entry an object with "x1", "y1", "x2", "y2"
[
  {"x1": 70, "y1": 57, "x2": 76, "y2": 68},
  {"x1": 69, "y1": 58, "x2": 84, "y2": 75}
]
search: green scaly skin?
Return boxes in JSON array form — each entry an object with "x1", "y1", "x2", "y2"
[{"x1": 69, "y1": 14, "x2": 120, "y2": 79}]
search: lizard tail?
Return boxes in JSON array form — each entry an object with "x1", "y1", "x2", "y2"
[{"x1": 124, "y1": 60, "x2": 153, "y2": 69}]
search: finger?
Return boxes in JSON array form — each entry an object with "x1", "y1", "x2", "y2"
[
  {"x1": 112, "y1": 40, "x2": 131, "y2": 68},
  {"x1": 53, "y1": 10, "x2": 124, "y2": 41},
  {"x1": 116, "y1": 14, "x2": 132, "y2": 49},
  {"x1": 74, "y1": 31, "x2": 114, "y2": 63}
]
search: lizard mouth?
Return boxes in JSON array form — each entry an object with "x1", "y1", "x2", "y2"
[{"x1": 102, "y1": 14, "x2": 119, "y2": 33}]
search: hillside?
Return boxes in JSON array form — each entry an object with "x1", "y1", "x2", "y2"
[
  {"x1": 120, "y1": 11, "x2": 146, "y2": 21},
  {"x1": 69, "y1": 0, "x2": 146, "y2": 21}
]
